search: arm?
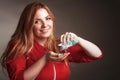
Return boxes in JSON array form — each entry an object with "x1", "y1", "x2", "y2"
[
  {"x1": 77, "y1": 36, "x2": 102, "y2": 58},
  {"x1": 24, "y1": 55, "x2": 47, "y2": 80},
  {"x1": 60, "y1": 32, "x2": 102, "y2": 58},
  {"x1": 7, "y1": 55, "x2": 47, "y2": 80}
]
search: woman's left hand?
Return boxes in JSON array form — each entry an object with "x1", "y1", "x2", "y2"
[
  {"x1": 58, "y1": 32, "x2": 79, "y2": 50},
  {"x1": 60, "y1": 32, "x2": 79, "y2": 44}
]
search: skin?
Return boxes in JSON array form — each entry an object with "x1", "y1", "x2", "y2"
[
  {"x1": 33, "y1": 8, "x2": 70, "y2": 61},
  {"x1": 61, "y1": 32, "x2": 102, "y2": 58},
  {"x1": 24, "y1": 8, "x2": 69, "y2": 80},
  {"x1": 24, "y1": 8, "x2": 102, "y2": 80},
  {"x1": 33, "y1": 8, "x2": 53, "y2": 46}
]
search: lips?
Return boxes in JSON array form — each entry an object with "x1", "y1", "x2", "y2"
[{"x1": 40, "y1": 29, "x2": 49, "y2": 33}]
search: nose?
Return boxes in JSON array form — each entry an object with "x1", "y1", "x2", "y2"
[{"x1": 41, "y1": 20, "x2": 47, "y2": 28}]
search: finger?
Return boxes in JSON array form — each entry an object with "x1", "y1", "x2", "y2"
[
  {"x1": 67, "y1": 32, "x2": 71, "y2": 42},
  {"x1": 49, "y1": 56, "x2": 59, "y2": 61},
  {"x1": 58, "y1": 52, "x2": 70, "y2": 60},
  {"x1": 48, "y1": 51, "x2": 59, "y2": 61},
  {"x1": 60, "y1": 34, "x2": 64, "y2": 44},
  {"x1": 69, "y1": 32, "x2": 78, "y2": 40},
  {"x1": 69, "y1": 32, "x2": 74, "y2": 41},
  {"x1": 50, "y1": 55, "x2": 65, "y2": 61},
  {"x1": 50, "y1": 51, "x2": 58, "y2": 57},
  {"x1": 63, "y1": 32, "x2": 69, "y2": 44},
  {"x1": 66, "y1": 32, "x2": 71, "y2": 43},
  {"x1": 50, "y1": 52, "x2": 70, "y2": 61},
  {"x1": 61, "y1": 52, "x2": 70, "y2": 60}
]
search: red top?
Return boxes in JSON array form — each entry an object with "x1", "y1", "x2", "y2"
[{"x1": 6, "y1": 41, "x2": 102, "y2": 80}]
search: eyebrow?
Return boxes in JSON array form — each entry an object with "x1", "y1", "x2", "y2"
[
  {"x1": 35, "y1": 18, "x2": 41, "y2": 21},
  {"x1": 35, "y1": 15, "x2": 50, "y2": 19}
]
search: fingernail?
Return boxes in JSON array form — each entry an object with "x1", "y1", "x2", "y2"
[{"x1": 67, "y1": 52, "x2": 70, "y2": 55}]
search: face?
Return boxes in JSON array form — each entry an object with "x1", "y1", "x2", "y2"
[{"x1": 33, "y1": 8, "x2": 53, "y2": 40}]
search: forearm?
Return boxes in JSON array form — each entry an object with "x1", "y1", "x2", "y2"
[
  {"x1": 24, "y1": 55, "x2": 47, "y2": 80},
  {"x1": 78, "y1": 37, "x2": 102, "y2": 58},
  {"x1": 60, "y1": 32, "x2": 102, "y2": 58}
]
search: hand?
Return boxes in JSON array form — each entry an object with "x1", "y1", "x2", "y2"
[
  {"x1": 46, "y1": 51, "x2": 70, "y2": 61},
  {"x1": 58, "y1": 32, "x2": 79, "y2": 50},
  {"x1": 60, "y1": 32, "x2": 79, "y2": 44}
]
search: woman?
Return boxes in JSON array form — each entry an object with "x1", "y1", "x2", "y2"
[{"x1": 1, "y1": 1, "x2": 103, "y2": 80}]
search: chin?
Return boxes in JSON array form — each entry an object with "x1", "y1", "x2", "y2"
[
  {"x1": 42, "y1": 31, "x2": 52, "y2": 37},
  {"x1": 41, "y1": 34, "x2": 51, "y2": 38}
]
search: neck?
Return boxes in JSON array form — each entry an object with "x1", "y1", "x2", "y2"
[{"x1": 35, "y1": 37, "x2": 48, "y2": 46}]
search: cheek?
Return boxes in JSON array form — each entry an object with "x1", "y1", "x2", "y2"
[
  {"x1": 50, "y1": 26, "x2": 53, "y2": 33},
  {"x1": 33, "y1": 26, "x2": 37, "y2": 33},
  {"x1": 33, "y1": 25, "x2": 40, "y2": 35},
  {"x1": 33, "y1": 25, "x2": 40, "y2": 31},
  {"x1": 50, "y1": 22, "x2": 54, "y2": 30}
]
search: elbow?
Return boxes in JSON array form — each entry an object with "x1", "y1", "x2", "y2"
[
  {"x1": 95, "y1": 51, "x2": 103, "y2": 59},
  {"x1": 97, "y1": 53, "x2": 103, "y2": 59}
]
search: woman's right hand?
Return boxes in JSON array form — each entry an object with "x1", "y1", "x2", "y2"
[{"x1": 46, "y1": 51, "x2": 70, "y2": 62}]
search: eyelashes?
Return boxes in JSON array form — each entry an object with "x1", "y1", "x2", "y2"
[
  {"x1": 46, "y1": 17, "x2": 52, "y2": 20},
  {"x1": 34, "y1": 20, "x2": 42, "y2": 24},
  {"x1": 34, "y1": 17, "x2": 52, "y2": 24}
]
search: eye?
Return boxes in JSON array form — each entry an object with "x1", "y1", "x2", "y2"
[
  {"x1": 46, "y1": 17, "x2": 52, "y2": 20},
  {"x1": 34, "y1": 20, "x2": 41, "y2": 24}
]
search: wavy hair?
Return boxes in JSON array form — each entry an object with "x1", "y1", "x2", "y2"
[{"x1": 1, "y1": 1, "x2": 59, "y2": 68}]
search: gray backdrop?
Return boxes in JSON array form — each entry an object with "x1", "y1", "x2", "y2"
[{"x1": 0, "y1": 0, "x2": 119, "y2": 80}]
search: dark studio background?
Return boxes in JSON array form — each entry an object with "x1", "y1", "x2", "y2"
[{"x1": 0, "y1": 0, "x2": 119, "y2": 80}]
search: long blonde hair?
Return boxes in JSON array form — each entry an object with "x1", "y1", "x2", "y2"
[{"x1": 1, "y1": 2, "x2": 59, "y2": 68}]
